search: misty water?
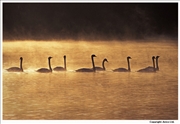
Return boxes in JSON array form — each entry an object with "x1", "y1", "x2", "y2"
[{"x1": 3, "y1": 40, "x2": 178, "y2": 120}]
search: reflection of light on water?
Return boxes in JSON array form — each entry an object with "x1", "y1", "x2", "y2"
[
  {"x1": 3, "y1": 40, "x2": 178, "y2": 119},
  {"x1": 66, "y1": 70, "x2": 75, "y2": 72},
  {"x1": 24, "y1": 68, "x2": 37, "y2": 73}
]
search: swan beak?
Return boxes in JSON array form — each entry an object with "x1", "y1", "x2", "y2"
[{"x1": 92, "y1": 54, "x2": 96, "y2": 57}]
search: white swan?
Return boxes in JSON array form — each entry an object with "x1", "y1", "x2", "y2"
[
  {"x1": 137, "y1": 56, "x2": 156, "y2": 72},
  {"x1": 76, "y1": 54, "x2": 96, "y2": 72},
  {"x1": 94, "y1": 58, "x2": 108, "y2": 71},
  {"x1": 6, "y1": 57, "x2": 23, "y2": 72},
  {"x1": 113, "y1": 56, "x2": 131, "y2": 72},
  {"x1": 53, "y1": 55, "x2": 66, "y2": 71},
  {"x1": 37, "y1": 57, "x2": 52, "y2": 73},
  {"x1": 155, "y1": 56, "x2": 160, "y2": 71}
]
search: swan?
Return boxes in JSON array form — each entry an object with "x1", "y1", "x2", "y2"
[
  {"x1": 155, "y1": 56, "x2": 160, "y2": 71},
  {"x1": 137, "y1": 56, "x2": 156, "y2": 72},
  {"x1": 113, "y1": 56, "x2": 131, "y2": 72},
  {"x1": 36, "y1": 57, "x2": 52, "y2": 73},
  {"x1": 76, "y1": 54, "x2": 96, "y2": 72},
  {"x1": 53, "y1": 55, "x2": 66, "y2": 71},
  {"x1": 6, "y1": 57, "x2": 23, "y2": 72},
  {"x1": 94, "y1": 58, "x2": 108, "y2": 71}
]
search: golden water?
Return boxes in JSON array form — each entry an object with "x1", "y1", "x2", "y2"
[{"x1": 3, "y1": 40, "x2": 178, "y2": 120}]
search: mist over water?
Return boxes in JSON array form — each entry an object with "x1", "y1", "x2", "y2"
[{"x1": 3, "y1": 40, "x2": 178, "y2": 120}]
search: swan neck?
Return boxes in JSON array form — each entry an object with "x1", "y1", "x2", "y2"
[
  {"x1": 102, "y1": 60, "x2": 106, "y2": 70},
  {"x1": 49, "y1": 58, "x2": 52, "y2": 71},
  {"x1": 156, "y1": 58, "x2": 159, "y2": 70},
  {"x1": 127, "y1": 58, "x2": 131, "y2": 71},
  {"x1": 64, "y1": 56, "x2": 66, "y2": 70},
  {"x1": 20, "y1": 59, "x2": 23, "y2": 71},
  {"x1": 152, "y1": 58, "x2": 156, "y2": 71},
  {"x1": 91, "y1": 56, "x2": 96, "y2": 72}
]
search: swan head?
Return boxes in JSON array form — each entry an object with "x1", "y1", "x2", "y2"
[
  {"x1": 127, "y1": 56, "x2": 131, "y2": 59},
  {"x1": 48, "y1": 56, "x2": 52, "y2": 59},
  {"x1": 104, "y1": 58, "x2": 108, "y2": 62},
  {"x1": 156, "y1": 56, "x2": 160, "y2": 59},
  {"x1": 152, "y1": 56, "x2": 155, "y2": 60},
  {"x1": 91, "y1": 54, "x2": 96, "y2": 58}
]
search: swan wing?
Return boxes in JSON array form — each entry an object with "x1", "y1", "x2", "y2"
[
  {"x1": 37, "y1": 68, "x2": 51, "y2": 73},
  {"x1": 144, "y1": 66, "x2": 154, "y2": 70},
  {"x1": 113, "y1": 68, "x2": 128, "y2": 72},
  {"x1": 76, "y1": 68, "x2": 94, "y2": 72},
  {"x1": 6, "y1": 67, "x2": 23, "y2": 72},
  {"x1": 53, "y1": 66, "x2": 65, "y2": 71},
  {"x1": 137, "y1": 66, "x2": 156, "y2": 72},
  {"x1": 94, "y1": 67, "x2": 104, "y2": 71}
]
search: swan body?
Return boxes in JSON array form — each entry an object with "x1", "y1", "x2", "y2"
[
  {"x1": 76, "y1": 54, "x2": 96, "y2": 72},
  {"x1": 113, "y1": 56, "x2": 131, "y2": 72},
  {"x1": 37, "y1": 68, "x2": 52, "y2": 73},
  {"x1": 137, "y1": 66, "x2": 155, "y2": 72},
  {"x1": 76, "y1": 68, "x2": 95, "y2": 72},
  {"x1": 53, "y1": 67, "x2": 66, "y2": 71},
  {"x1": 53, "y1": 55, "x2": 66, "y2": 71},
  {"x1": 113, "y1": 68, "x2": 129, "y2": 72},
  {"x1": 94, "y1": 58, "x2": 108, "y2": 71},
  {"x1": 137, "y1": 56, "x2": 156, "y2": 72},
  {"x1": 6, "y1": 57, "x2": 23, "y2": 72},
  {"x1": 37, "y1": 57, "x2": 52, "y2": 73}
]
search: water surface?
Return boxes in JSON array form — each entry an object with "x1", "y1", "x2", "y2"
[{"x1": 3, "y1": 40, "x2": 178, "y2": 120}]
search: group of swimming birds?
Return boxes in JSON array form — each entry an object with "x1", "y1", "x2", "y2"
[{"x1": 6, "y1": 54, "x2": 160, "y2": 73}]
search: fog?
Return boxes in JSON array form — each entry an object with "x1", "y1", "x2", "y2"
[
  {"x1": 3, "y1": 3, "x2": 178, "y2": 41},
  {"x1": 3, "y1": 40, "x2": 178, "y2": 120}
]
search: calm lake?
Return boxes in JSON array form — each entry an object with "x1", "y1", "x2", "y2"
[{"x1": 2, "y1": 40, "x2": 178, "y2": 120}]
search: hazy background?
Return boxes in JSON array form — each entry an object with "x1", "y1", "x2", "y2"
[{"x1": 3, "y1": 3, "x2": 178, "y2": 41}]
